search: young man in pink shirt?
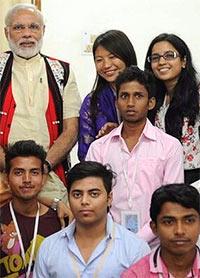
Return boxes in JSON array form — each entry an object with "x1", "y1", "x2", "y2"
[
  {"x1": 122, "y1": 183, "x2": 200, "y2": 277},
  {"x1": 86, "y1": 66, "x2": 184, "y2": 245}
]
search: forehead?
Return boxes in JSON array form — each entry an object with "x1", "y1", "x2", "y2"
[
  {"x1": 158, "y1": 202, "x2": 199, "y2": 219},
  {"x1": 95, "y1": 45, "x2": 112, "y2": 57},
  {"x1": 152, "y1": 41, "x2": 177, "y2": 53},
  {"x1": 119, "y1": 80, "x2": 148, "y2": 94},
  {"x1": 9, "y1": 156, "x2": 42, "y2": 169},
  {"x1": 70, "y1": 176, "x2": 106, "y2": 192},
  {"x1": 10, "y1": 9, "x2": 41, "y2": 24}
]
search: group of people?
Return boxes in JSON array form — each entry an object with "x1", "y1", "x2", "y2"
[
  {"x1": 0, "y1": 2, "x2": 199, "y2": 278},
  {"x1": 1, "y1": 141, "x2": 200, "y2": 277},
  {"x1": 79, "y1": 30, "x2": 199, "y2": 185}
]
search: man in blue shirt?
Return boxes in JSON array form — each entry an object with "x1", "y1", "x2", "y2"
[{"x1": 33, "y1": 161, "x2": 150, "y2": 277}]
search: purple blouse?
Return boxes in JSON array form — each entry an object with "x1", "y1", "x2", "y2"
[{"x1": 78, "y1": 85, "x2": 119, "y2": 161}]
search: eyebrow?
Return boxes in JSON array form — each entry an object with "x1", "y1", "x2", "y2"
[
  {"x1": 119, "y1": 91, "x2": 145, "y2": 94},
  {"x1": 161, "y1": 214, "x2": 198, "y2": 220},
  {"x1": 71, "y1": 188, "x2": 102, "y2": 193},
  {"x1": 151, "y1": 50, "x2": 175, "y2": 54},
  {"x1": 12, "y1": 167, "x2": 41, "y2": 171}
]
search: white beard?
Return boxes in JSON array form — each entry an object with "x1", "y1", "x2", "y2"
[{"x1": 7, "y1": 35, "x2": 43, "y2": 59}]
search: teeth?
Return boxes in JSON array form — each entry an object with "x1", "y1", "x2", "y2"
[
  {"x1": 105, "y1": 71, "x2": 114, "y2": 75},
  {"x1": 159, "y1": 68, "x2": 169, "y2": 72}
]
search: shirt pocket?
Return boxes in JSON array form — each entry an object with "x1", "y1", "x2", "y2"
[{"x1": 135, "y1": 158, "x2": 164, "y2": 193}]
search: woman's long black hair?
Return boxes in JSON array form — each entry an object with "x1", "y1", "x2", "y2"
[
  {"x1": 145, "y1": 33, "x2": 199, "y2": 141},
  {"x1": 90, "y1": 30, "x2": 137, "y2": 120}
]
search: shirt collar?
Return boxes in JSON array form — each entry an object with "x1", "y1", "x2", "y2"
[
  {"x1": 13, "y1": 52, "x2": 41, "y2": 65},
  {"x1": 110, "y1": 119, "x2": 157, "y2": 141},
  {"x1": 62, "y1": 214, "x2": 118, "y2": 241},
  {"x1": 150, "y1": 246, "x2": 200, "y2": 277}
]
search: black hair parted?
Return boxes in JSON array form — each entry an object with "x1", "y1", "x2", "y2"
[
  {"x1": 5, "y1": 140, "x2": 46, "y2": 173},
  {"x1": 115, "y1": 65, "x2": 156, "y2": 99},
  {"x1": 150, "y1": 183, "x2": 200, "y2": 223},
  {"x1": 144, "y1": 33, "x2": 199, "y2": 140},
  {"x1": 67, "y1": 161, "x2": 116, "y2": 194},
  {"x1": 93, "y1": 30, "x2": 137, "y2": 68},
  {"x1": 90, "y1": 30, "x2": 137, "y2": 121}
]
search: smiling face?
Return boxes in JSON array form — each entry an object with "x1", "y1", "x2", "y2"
[
  {"x1": 5, "y1": 9, "x2": 44, "y2": 58},
  {"x1": 94, "y1": 45, "x2": 126, "y2": 87},
  {"x1": 7, "y1": 156, "x2": 44, "y2": 201},
  {"x1": 69, "y1": 176, "x2": 112, "y2": 226},
  {"x1": 150, "y1": 41, "x2": 186, "y2": 88},
  {"x1": 116, "y1": 80, "x2": 155, "y2": 125},
  {"x1": 151, "y1": 202, "x2": 200, "y2": 257}
]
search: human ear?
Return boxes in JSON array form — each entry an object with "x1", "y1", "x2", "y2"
[
  {"x1": 42, "y1": 25, "x2": 45, "y2": 34},
  {"x1": 148, "y1": 97, "x2": 156, "y2": 111},
  {"x1": 150, "y1": 221, "x2": 158, "y2": 236},
  {"x1": 4, "y1": 27, "x2": 9, "y2": 40},
  {"x1": 41, "y1": 174, "x2": 48, "y2": 187},
  {"x1": 107, "y1": 192, "x2": 113, "y2": 208},
  {"x1": 182, "y1": 56, "x2": 187, "y2": 69}
]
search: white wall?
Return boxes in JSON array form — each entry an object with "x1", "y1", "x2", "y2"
[
  {"x1": 41, "y1": 0, "x2": 200, "y2": 99},
  {"x1": 41, "y1": 0, "x2": 200, "y2": 164}
]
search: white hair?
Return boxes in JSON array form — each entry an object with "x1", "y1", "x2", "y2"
[{"x1": 5, "y1": 3, "x2": 44, "y2": 26}]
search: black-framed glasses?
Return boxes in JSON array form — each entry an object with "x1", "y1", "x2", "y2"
[{"x1": 147, "y1": 51, "x2": 180, "y2": 63}]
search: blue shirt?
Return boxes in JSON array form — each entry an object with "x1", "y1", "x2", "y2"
[{"x1": 33, "y1": 214, "x2": 150, "y2": 278}]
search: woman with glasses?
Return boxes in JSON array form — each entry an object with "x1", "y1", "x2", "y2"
[
  {"x1": 78, "y1": 30, "x2": 137, "y2": 161},
  {"x1": 145, "y1": 33, "x2": 200, "y2": 184}
]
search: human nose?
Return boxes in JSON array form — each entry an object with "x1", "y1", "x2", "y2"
[
  {"x1": 174, "y1": 221, "x2": 185, "y2": 235},
  {"x1": 102, "y1": 58, "x2": 112, "y2": 68},
  {"x1": 127, "y1": 96, "x2": 135, "y2": 106},
  {"x1": 21, "y1": 27, "x2": 33, "y2": 37},
  {"x1": 81, "y1": 193, "x2": 90, "y2": 205},
  {"x1": 22, "y1": 172, "x2": 31, "y2": 183},
  {"x1": 158, "y1": 55, "x2": 167, "y2": 64}
]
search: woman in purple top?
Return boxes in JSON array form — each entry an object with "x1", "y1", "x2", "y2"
[{"x1": 78, "y1": 30, "x2": 137, "y2": 161}]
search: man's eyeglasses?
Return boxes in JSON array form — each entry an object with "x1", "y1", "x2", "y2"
[
  {"x1": 147, "y1": 51, "x2": 180, "y2": 63},
  {"x1": 9, "y1": 23, "x2": 42, "y2": 33}
]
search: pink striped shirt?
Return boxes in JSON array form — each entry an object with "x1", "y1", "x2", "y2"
[{"x1": 86, "y1": 120, "x2": 184, "y2": 244}]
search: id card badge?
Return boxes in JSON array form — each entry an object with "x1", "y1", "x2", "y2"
[{"x1": 121, "y1": 211, "x2": 140, "y2": 233}]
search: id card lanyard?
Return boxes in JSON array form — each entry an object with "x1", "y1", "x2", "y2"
[
  {"x1": 9, "y1": 201, "x2": 40, "y2": 278},
  {"x1": 69, "y1": 224, "x2": 115, "y2": 278}
]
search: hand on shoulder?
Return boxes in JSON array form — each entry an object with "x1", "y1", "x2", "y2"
[{"x1": 96, "y1": 122, "x2": 118, "y2": 139}]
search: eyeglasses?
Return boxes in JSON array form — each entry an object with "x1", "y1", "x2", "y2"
[
  {"x1": 8, "y1": 23, "x2": 42, "y2": 33},
  {"x1": 147, "y1": 51, "x2": 180, "y2": 63}
]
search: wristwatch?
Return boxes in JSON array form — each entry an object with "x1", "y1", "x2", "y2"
[
  {"x1": 44, "y1": 159, "x2": 52, "y2": 173},
  {"x1": 51, "y1": 198, "x2": 60, "y2": 211}
]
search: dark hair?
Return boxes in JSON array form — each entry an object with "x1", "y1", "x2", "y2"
[
  {"x1": 115, "y1": 65, "x2": 156, "y2": 99},
  {"x1": 150, "y1": 183, "x2": 200, "y2": 223},
  {"x1": 5, "y1": 140, "x2": 46, "y2": 173},
  {"x1": 90, "y1": 30, "x2": 137, "y2": 120},
  {"x1": 144, "y1": 33, "x2": 199, "y2": 140},
  {"x1": 67, "y1": 161, "x2": 116, "y2": 194}
]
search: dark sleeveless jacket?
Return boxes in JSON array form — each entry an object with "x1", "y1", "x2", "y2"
[{"x1": 0, "y1": 51, "x2": 70, "y2": 185}]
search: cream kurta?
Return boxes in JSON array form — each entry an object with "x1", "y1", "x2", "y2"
[
  {"x1": 9, "y1": 53, "x2": 81, "y2": 150},
  {"x1": 7, "y1": 53, "x2": 81, "y2": 200}
]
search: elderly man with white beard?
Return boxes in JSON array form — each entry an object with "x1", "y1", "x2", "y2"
[{"x1": 0, "y1": 3, "x2": 81, "y2": 217}]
